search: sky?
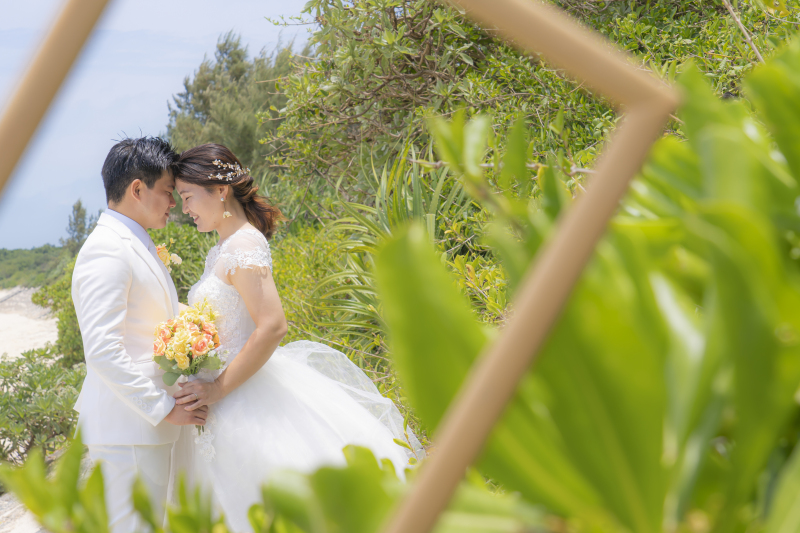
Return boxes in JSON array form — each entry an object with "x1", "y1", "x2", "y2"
[{"x1": 0, "y1": 0, "x2": 310, "y2": 250}]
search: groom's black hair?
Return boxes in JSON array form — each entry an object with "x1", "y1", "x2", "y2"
[{"x1": 102, "y1": 136, "x2": 179, "y2": 204}]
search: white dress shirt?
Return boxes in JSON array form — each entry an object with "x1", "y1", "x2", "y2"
[{"x1": 104, "y1": 209, "x2": 179, "y2": 302}]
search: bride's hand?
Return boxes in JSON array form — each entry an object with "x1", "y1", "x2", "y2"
[{"x1": 174, "y1": 380, "x2": 225, "y2": 411}]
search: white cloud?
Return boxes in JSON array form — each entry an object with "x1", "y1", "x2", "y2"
[{"x1": 0, "y1": 0, "x2": 310, "y2": 249}]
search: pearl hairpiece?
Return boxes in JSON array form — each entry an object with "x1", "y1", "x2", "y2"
[{"x1": 209, "y1": 159, "x2": 250, "y2": 181}]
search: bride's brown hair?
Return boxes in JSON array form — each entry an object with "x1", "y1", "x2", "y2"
[{"x1": 177, "y1": 144, "x2": 284, "y2": 239}]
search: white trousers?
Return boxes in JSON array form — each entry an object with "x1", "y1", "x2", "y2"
[{"x1": 87, "y1": 443, "x2": 174, "y2": 533}]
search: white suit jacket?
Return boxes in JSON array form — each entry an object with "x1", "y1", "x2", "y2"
[{"x1": 72, "y1": 212, "x2": 181, "y2": 445}]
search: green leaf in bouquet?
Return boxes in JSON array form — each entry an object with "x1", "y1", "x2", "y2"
[
  {"x1": 198, "y1": 355, "x2": 224, "y2": 370},
  {"x1": 162, "y1": 372, "x2": 181, "y2": 387},
  {"x1": 154, "y1": 355, "x2": 175, "y2": 373}
]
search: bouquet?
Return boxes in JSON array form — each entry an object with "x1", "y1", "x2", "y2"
[{"x1": 152, "y1": 299, "x2": 224, "y2": 387}]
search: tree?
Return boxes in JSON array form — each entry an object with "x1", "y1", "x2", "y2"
[
  {"x1": 59, "y1": 200, "x2": 99, "y2": 257},
  {"x1": 167, "y1": 33, "x2": 303, "y2": 207},
  {"x1": 267, "y1": 0, "x2": 799, "y2": 214}
]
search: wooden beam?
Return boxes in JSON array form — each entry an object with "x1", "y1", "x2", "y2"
[{"x1": 0, "y1": 0, "x2": 111, "y2": 199}]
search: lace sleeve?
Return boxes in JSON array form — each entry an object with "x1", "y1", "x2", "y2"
[{"x1": 217, "y1": 229, "x2": 273, "y2": 276}]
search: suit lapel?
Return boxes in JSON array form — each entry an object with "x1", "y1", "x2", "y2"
[
  {"x1": 96, "y1": 214, "x2": 175, "y2": 316},
  {"x1": 129, "y1": 238, "x2": 175, "y2": 315}
]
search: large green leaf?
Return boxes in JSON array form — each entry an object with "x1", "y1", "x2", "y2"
[
  {"x1": 377, "y1": 223, "x2": 648, "y2": 529},
  {"x1": 765, "y1": 446, "x2": 800, "y2": 533},
  {"x1": 688, "y1": 206, "x2": 800, "y2": 533},
  {"x1": 530, "y1": 231, "x2": 668, "y2": 533},
  {"x1": 746, "y1": 38, "x2": 800, "y2": 184}
]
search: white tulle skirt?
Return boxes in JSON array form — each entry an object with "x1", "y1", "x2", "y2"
[{"x1": 170, "y1": 341, "x2": 422, "y2": 531}]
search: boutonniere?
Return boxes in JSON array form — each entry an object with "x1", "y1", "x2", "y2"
[{"x1": 156, "y1": 238, "x2": 182, "y2": 273}]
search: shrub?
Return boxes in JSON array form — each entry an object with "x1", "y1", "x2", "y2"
[
  {"x1": 32, "y1": 257, "x2": 83, "y2": 367},
  {"x1": 0, "y1": 348, "x2": 85, "y2": 466}
]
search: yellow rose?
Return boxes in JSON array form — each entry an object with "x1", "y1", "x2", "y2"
[
  {"x1": 171, "y1": 329, "x2": 192, "y2": 358},
  {"x1": 156, "y1": 244, "x2": 170, "y2": 267},
  {"x1": 164, "y1": 346, "x2": 175, "y2": 361},
  {"x1": 180, "y1": 310, "x2": 203, "y2": 326},
  {"x1": 175, "y1": 352, "x2": 190, "y2": 370}
]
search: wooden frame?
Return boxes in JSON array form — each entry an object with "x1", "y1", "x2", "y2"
[
  {"x1": 0, "y1": 0, "x2": 111, "y2": 197},
  {"x1": 0, "y1": 1, "x2": 677, "y2": 532},
  {"x1": 382, "y1": 1, "x2": 678, "y2": 532}
]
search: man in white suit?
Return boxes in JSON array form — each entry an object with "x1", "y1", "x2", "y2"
[{"x1": 72, "y1": 137, "x2": 208, "y2": 533}]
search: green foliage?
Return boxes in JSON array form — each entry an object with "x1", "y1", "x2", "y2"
[
  {"x1": 0, "y1": 244, "x2": 66, "y2": 288},
  {"x1": 0, "y1": 348, "x2": 84, "y2": 465},
  {"x1": 254, "y1": 445, "x2": 542, "y2": 533},
  {"x1": 365, "y1": 35, "x2": 800, "y2": 533},
  {"x1": 3, "y1": 433, "x2": 542, "y2": 533},
  {"x1": 268, "y1": 0, "x2": 800, "y2": 213},
  {"x1": 270, "y1": 225, "x2": 339, "y2": 345},
  {"x1": 0, "y1": 432, "x2": 108, "y2": 533},
  {"x1": 149, "y1": 222, "x2": 216, "y2": 301},
  {"x1": 32, "y1": 256, "x2": 84, "y2": 366}
]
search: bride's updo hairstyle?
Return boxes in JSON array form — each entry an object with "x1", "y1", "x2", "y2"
[{"x1": 177, "y1": 144, "x2": 283, "y2": 239}]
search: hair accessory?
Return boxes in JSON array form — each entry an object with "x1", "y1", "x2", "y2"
[{"x1": 209, "y1": 159, "x2": 250, "y2": 181}]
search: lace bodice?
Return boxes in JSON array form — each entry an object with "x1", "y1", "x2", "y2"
[
  {"x1": 188, "y1": 227, "x2": 273, "y2": 361},
  {"x1": 185, "y1": 226, "x2": 273, "y2": 460}
]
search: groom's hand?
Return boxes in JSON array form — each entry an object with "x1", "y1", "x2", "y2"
[
  {"x1": 165, "y1": 403, "x2": 208, "y2": 426},
  {"x1": 174, "y1": 380, "x2": 225, "y2": 411}
]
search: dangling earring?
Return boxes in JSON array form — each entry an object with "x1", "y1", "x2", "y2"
[{"x1": 221, "y1": 197, "x2": 232, "y2": 218}]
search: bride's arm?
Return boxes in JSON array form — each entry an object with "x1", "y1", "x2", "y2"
[{"x1": 174, "y1": 265, "x2": 287, "y2": 410}]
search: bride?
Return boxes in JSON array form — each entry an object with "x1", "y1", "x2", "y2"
[{"x1": 169, "y1": 143, "x2": 423, "y2": 530}]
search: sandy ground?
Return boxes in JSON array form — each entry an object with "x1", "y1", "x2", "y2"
[
  {"x1": 0, "y1": 287, "x2": 59, "y2": 533},
  {"x1": 0, "y1": 496, "x2": 44, "y2": 533},
  {"x1": 0, "y1": 287, "x2": 58, "y2": 360}
]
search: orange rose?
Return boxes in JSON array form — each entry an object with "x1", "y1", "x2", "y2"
[
  {"x1": 202, "y1": 322, "x2": 217, "y2": 337},
  {"x1": 191, "y1": 335, "x2": 211, "y2": 356},
  {"x1": 213, "y1": 334, "x2": 220, "y2": 347},
  {"x1": 153, "y1": 337, "x2": 166, "y2": 356},
  {"x1": 156, "y1": 325, "x2": 172, "y2": 343}
]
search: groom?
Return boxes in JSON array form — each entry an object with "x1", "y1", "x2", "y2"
[{"x1": 72, "y1": 137, "x2": 207, "y2": 533}]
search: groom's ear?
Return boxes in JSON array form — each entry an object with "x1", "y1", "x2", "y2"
[{"x1": 129, "y1": 179, "x2": 144, "y2": 201}]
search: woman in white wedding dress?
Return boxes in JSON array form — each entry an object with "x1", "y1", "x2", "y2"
[{"x1": 169, "y1": 144, "x2": 423, "y2": 531}]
